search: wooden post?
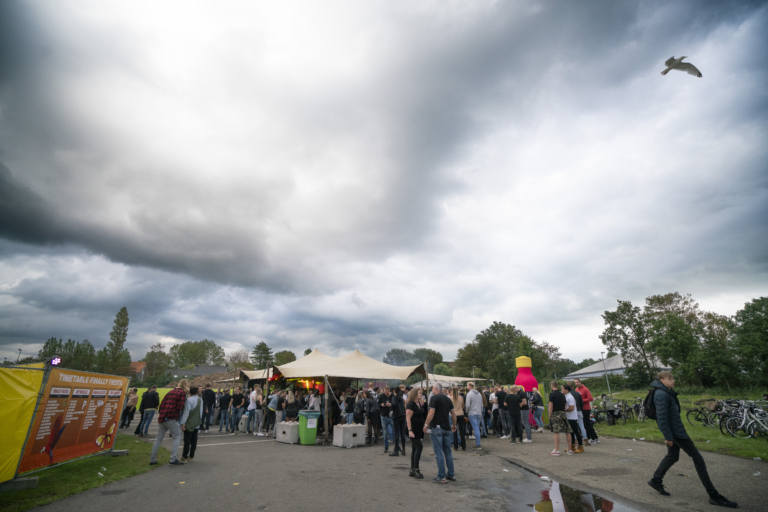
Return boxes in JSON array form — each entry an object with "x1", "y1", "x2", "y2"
[
  {"x1": 324, "y1": 375, "x2": 330, "y2": 444},
  {"x1": 424, "y1": 360, "x2": 429, "y2": 395}
]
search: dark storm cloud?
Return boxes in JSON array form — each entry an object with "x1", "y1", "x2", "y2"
[{"x1": 1, "y1": 1, "x2": 767, "y2": 363}]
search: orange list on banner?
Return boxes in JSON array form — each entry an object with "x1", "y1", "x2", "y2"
[{"x1": 17, "y1": 368, "x2": 128, "y2": 474}]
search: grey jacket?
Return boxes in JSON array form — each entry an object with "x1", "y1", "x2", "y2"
[
  {"x1": 465, "y1": 389, "x2": 484, "y2": 416},
  {"x1": 651, "y1": 380, "x2": 688, "y2": 441}
]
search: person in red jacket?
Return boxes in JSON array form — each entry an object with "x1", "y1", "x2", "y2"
[{"x1": 574, "y1": 378, "x2": 599, "y2": 444}]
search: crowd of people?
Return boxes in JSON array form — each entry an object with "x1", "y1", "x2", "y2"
[{"x1": 130, "y1": 371, "x2": 737, "y2": 507}]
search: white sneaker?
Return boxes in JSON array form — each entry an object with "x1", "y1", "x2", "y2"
[
  {"x1": 468, "y1": 435, "x2": 475, "y2": 439},
  {"x1": 257, "y1": 433, "x2": 265, "y2": 437},
  {"x1": 500, "y1": 435, "x2": 509, "y2": 439},
  {"x1": 523, "y1": 439, "x2": 532, "y2": 443}
]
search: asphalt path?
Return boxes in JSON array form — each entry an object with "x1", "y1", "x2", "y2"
[{"x1": 35, "y1": 421, "x2": 767, "y2": 512}]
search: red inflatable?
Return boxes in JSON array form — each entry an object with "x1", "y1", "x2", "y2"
[{"x1": 514, "y1": 356, "x2": 539, "y2": 427}]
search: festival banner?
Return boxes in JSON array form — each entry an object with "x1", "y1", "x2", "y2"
[{"x1": 17, "y1": 368, "x2": 129, "y2": 474}]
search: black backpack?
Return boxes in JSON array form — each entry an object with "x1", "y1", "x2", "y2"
[{"x1": 643, "y1": 389, "x2": 657, "y2": 420}]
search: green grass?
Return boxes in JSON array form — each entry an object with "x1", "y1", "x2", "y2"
[
  {"x1": 593, "y1": 390, "x2": 768, "y2": 461},
  {"x1": 0, "y1": 433, "x2": 169, "y2": 512}
]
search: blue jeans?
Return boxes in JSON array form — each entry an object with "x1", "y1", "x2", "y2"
[
  {"x1": 230, "y1": 408, "x2": 244, "y2": 431},
  {"x1": 139, "y1": 410, "x2": 155, "y2": 435},
  {"x1": 381, "y1": 416, "x2": 394, "y2": 448},
  {"x1": 219, "y1": 409, "x2": 230, "y2": 431},
  {"x1": 576, "y1": 411, "x2": 587, "y2": 439},
  {"x1": 533, "y1": 408, "x2": 544, "y2": 430},
  {"x1": 247, "y1": 409, "x2": 257, "y2": 431},
  {"x1": 468, "y1": 415, "x2": 482, "y2": 447},
  {"x1": 346, "y1": 412, "x2": 354, "y2": 425},
  {"x1": 204, "y1": 407, "x2": 214, "y2": 430},
  {"x1": 429, "y1": 426, "x2": 455, "y2": 480}
]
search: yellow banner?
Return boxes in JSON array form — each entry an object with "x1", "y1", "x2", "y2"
[{"x1": 0, "y1": 366, "x2": 45, "y2": 483}]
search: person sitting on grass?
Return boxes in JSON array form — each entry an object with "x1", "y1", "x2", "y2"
[{"x1": 647, "y1": 372, "x2": 737, "y2": 508}]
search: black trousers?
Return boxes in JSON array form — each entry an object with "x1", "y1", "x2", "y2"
[
  {"x1": 653, "y1": 437, "x2": 718, "y2": 496},
  {"x1": 492, "y1": 409, "x2": 501, "y2": 435},
  {"x1": 583, "y1": 410, "x2": 598, "y2": 440},
  {"x1": 266, "y1": 409, "x2": 276, "y2": 432},
  {"x1": 568, "y1": 419, "x2": 583, "y2": 446},
  {"x1": 509, "y1": 412, "x2": 522, "y2": 441},
  {"x1": 410, "y1": 437, "x2": 423, "y2": 469},
  {"x1": 453, "y1": 417, "x2": 466, "y2": 449},
  {"x1": 393, "y1": 417, "x2": 406, "y2": 453},
  {"x1": 182, "y1": 429, "x2": 198, "y2": 459},
  {"x1": 120, "y1": 407, "x2": 135, "y2": 427}
]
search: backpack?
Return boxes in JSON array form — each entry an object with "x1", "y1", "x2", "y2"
[{"x1": 643, "y1": 389, "x2": 657, "y2": 420}]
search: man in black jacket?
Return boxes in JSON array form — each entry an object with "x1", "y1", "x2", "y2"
[
  {"x1": 201, "y1": 383, "x2": 217, "y2": 433},
  {"x1": 649, "y1": 372, "x2": 736, "y2": 508},
  {"x1": 135, "y1": 386, "x2": 159, "y2": 437}
]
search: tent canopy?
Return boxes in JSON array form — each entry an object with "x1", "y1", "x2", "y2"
[
  {"x1": 274, "y1": 349, "x2": 425, "y2": 381},
  {"x1": 412, "y1": 374, "x2": 486, "y2": 388},
  {"x1": 240, "y1": 368, "x2": 275, "y2": 381}
]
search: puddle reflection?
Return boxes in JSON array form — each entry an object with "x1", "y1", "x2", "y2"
[{"x1": 534, "y1": 478, "x2": 620, "y2": 512}]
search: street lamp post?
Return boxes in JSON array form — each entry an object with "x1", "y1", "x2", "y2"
[
  {"x1": 600, "y1": 352, "x2": 612, "y2": 396},
  {"x1": 17, "y1": 349, "x2": 22, "y2": 363},
  {"x1": 472, "y1": 366, "x2": 476, "y2": 379}
]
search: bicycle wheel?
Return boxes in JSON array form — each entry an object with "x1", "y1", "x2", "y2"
[
  {"x1": 638, "y1": 408, "x2": 646, "y2": 423},
  {"x1": 686, "y1": 409, "x2": 704, "y2": 427},
  {"x1": 719, "y1": 415, "x2": 732, "y2": 436},
  {"x1": 705, "y1": 412, "x2": 720, "y2": 429},
  {"x1": 623, "y1": 409, "x2": 634, "y2": 425},
  {"x1": 725, "y1": 416, "x2": 752, "y2": 438},
  {"x1": 748, "y1": 421, "x2": 767, "y2": 438}
]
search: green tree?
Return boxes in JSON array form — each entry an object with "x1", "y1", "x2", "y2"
[
  {"x1": 699, "y1": 312, "x2": 739, "y2": 390},
  {"x1": 530, "y1": 341, "x2": 562, "y2": 379},
  {"x1": 274, "y1": 350, "x2": 297, "y2": 366},
  {"x1": 226, "y1": 349, "x2": 254, "y2": 370},
  {"x1": 600, "y1": 300, "x2": 658, "y2": 382},
  {"x1": 251, "y1": 342, "x2": 273, "y2": 368},
  {"x1": 383, "y1": 348, "x2": 420, "y2": 366},
  {"x1": 733, "y1": 297, "x2": 768, "y2": 387},
  {"x1": 38, "y1": 337, "x2": 64, "y2": 361},
  {"x1": 648, "y1": 313, "x2": 701, "y2": 385},
  {"x1": 39, "y1": 338, "x2": 96, "y2": 371},
  {"x1": 169, "y1": 339, "x2": 226, "y2": 368},
  {"x1": 453, "y1": 342, "x2": 485, "y2": 379},
  {"x1": 432, "y1": 362, "x2": 453, "y2": 376},
  {"x1": 142, "y1": 343, "x2": 172, "y2": 376},
  {"x1": 96, "y1": 307, "x2": 132, "y2": 375},
  {"x1": 413, "y1": 348, "x2": 443, "y2": 372},
  {"x1": 304, "y1": 348, "x2": 312, "y2": 356},
  {"x1": 473, "y1": 321, "x2": 531, "y2": 383}
]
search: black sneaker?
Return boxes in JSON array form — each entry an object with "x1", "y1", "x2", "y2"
[
  {"x1": 149, "y1": 461, "x2": 158, "y2": 465},
  {"x1": 414, "y1": 469, "x2": 424, "y2": 480},
  {"x1": 384, "y1": 447, "x2": 388, "y2": 454},
  {"x1": 432, "y1": 477, "x2": 447, "y2": 484},
  {"x1": 389, "y1": 451, "x2": 400, "y2": 456},
  {"x1": 709, "y1": 495, "x2": 737, "y2": 508},
  {"x1": 168, "y1": 460, "x2": 185, "y2": 466},
  {"x1": 446, "y1": 476, "x2": 456, "y2": 482},
  {"x1": 409, "y1": 469, "x2": 415, "y2": 478},
  {"x1": 647, "y1": 480, "x2": 670, "y2": 496}
]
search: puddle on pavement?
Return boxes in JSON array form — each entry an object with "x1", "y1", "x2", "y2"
[
  {"x1": 533, "y1": 478, "x2": 636, "y2": 512},
  {"x1": 490, "y1": 459, "x2": 639, "y2": 512}
]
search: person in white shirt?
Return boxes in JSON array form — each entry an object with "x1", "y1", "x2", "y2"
[
  {"x1": 489, "y1": 390, "x2": 499, "y2": 436},
  {"x1": 562, "y1": 384, "x2": 584, "y2": 453}
]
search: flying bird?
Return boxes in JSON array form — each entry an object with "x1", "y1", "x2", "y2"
[{"x1": 661, "y1": 56, "x2": 702, "y2": 77}]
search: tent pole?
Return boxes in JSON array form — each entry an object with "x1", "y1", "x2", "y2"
[
  {"x1": 425, "y1": 360, "x2": 429, "y2": 395},
  {"x1": 323, "y1": 375, "x2": 330, "y2": 445}
]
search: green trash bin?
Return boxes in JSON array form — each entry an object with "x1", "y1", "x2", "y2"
[{"x1": 299, "y1": 410, "x2": 321, "y2": 445}]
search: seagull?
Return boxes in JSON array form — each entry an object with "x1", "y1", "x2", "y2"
[{"x1": 661, "y1": 56, "x2": 702, "y2": 77}]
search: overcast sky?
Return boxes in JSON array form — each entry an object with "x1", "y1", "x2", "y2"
[{"x1": 1, "y1": 0, "x2": 766, "y2": 366}]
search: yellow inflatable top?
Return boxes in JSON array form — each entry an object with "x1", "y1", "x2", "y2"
[{"x1": 515, "y1": 356, "x2": 532, "y2": 368}]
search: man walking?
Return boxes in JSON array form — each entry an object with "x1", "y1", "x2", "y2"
[
  {"x1": 201, "y1": 383, "x2": 216, "y2": 433},
  {"x1": 424, "y1": 383, "x2": 458, "y2": 484},
  {"x1": 150, "y1": 380, "x2": 187, "y2": 466},
  {"x1": 648, "y1": 372, "x2": 736, "y2": 508},
  {"x1": 504, "y1": 386, "x2": 523, "y2": 445},
  {"x1": 574, "y1": 378, "x2": 598, "y2": 444},
  {"x1": 465, "y1": 382, "x2": 484, "y2": 449},
  {"x1": 547, "y1": 380, "x2": 573, "y2": 456}
]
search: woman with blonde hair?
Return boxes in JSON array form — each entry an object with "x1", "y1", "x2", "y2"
[
  {"x1": 405, "y1": 387, "x2": 426, "y2": 479},
  {"x1": 285, "y1": 390, "x2": 299, "y2": 422},
  {"x1": 450, "y1": 387, "x2": 467, "y2": 451}
]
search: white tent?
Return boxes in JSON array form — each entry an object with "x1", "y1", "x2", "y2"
[
  {"x1": 274, "y1": 349, "x2": 425, "y2": 380},
  {"x1": 411, "y1": 373, "x2": 485, "y2": 388}
]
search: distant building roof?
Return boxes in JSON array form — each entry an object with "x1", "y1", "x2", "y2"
[
  {"x1": 192, "y1": 365, "x2": 228, "y2": 376},
  {"x1": 130, "y1": 362, "x2": 147, "y2": 373},
  {"x1": 564, "y1": 355, "x2": 669, "y2": 380}
]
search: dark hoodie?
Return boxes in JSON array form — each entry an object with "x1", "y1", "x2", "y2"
[{"x1": 651, "y1": 380, "x2": 688, "y2": 441}]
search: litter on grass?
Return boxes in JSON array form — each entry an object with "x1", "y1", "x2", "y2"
[
  {"x1": 754, "y1": 457, "x2": 761, "y2": 461},
  {"x1": 101, "y1": 467, "x2": 107, "y2": 471},
  {"x1": 97, "y1": 473, "x2": 104, "y2": 477},
  {"x1": 639, "y1": 438, "x2": 645, "y2": 441}
]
